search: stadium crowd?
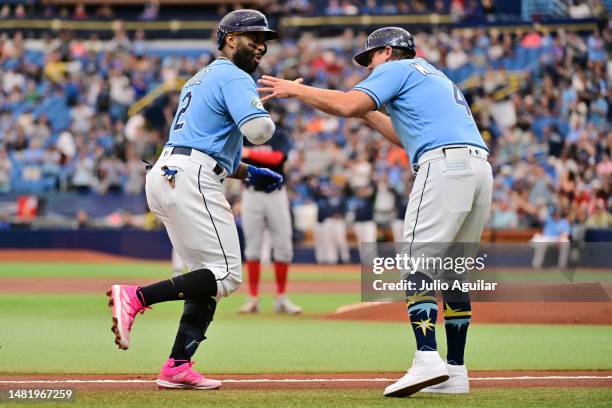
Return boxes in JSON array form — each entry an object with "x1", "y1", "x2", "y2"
[
  {"x1": 0, "y1": 19, "x2": 610, "y2": 245},
  {"x1": 1, "y1": 1, "x2": 609, "y2": 22}
]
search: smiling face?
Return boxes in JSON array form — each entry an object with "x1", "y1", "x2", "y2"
[{"x1": 226, "y1": 32, "x2": 267, "y2": 74}]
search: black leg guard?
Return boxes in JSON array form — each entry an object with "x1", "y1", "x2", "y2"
[
  {"x1": 137, "y1": 268, "x2": 217, "y2": 306},
  {"x1": 170, "y1": 296, "x2": 217, "y2": 362}
]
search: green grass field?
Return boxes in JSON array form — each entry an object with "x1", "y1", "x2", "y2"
[
  {"x1": 6, "y1": 389, "x2": 612, "y2": 408},
  {"x1": 1, "y1": 293, "x2": 611, "y2": 374},
  {"x1": 1, "y1": 260, "x2": 610, "y2": 407},
  {"x1": 0, "y1": 262, "x2": 359, "y2": 281}
]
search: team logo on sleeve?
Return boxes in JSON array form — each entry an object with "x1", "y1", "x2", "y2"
[{"x1": 251, "y1": 97, "x2": 265, "y2": 111}]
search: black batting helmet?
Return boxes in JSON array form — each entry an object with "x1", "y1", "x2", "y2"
[
  {"x1": 216, "y1": 9, "x2": 279, "y2": 51},
  {"x1": 353, "y1": 27, "x2": 416, "y2": 67}
]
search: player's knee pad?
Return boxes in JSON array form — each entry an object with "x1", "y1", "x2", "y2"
[
  {"x1": 171, "y1": 267, "x2": 218, "y2": 299},
  {"x1": 178, "y1": 297, "x2": 218, "y2": 342},
  {"x1": 405, "y1": 272, "x2": 438, "y2": 319}
]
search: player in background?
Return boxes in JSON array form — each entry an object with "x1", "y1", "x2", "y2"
[
  {"x1": 349, "y1": 183, "x2": 377, "y2": 254},
  {"x1": 106, "y1": 10, "x2": 284, "y2": 391},
  {"x1": 258, "y1": 27, "x2": 493, "y2": 398},
  {"x1": 239, "y1": 107, "x2": 302, "y2": 314}
]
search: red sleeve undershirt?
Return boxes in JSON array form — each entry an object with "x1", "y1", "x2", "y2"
[{"x1": 243, "y1": 148, "x2": 285, "y2": 166}]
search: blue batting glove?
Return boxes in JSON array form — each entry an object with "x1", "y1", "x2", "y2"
[{"x1": 245, "y1": 165, "x2": 284, "y2": 192}]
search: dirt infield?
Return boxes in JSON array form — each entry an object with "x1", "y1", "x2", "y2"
[
  {"x1": 0, "y1": 250, "x2": 156, "y2": 264},
  {"x1": 0, "y1": 277, "x2": 356, "y2": 294},
  {"x1": 0, "y1": 250, "x2": 357, "y2": 272},
  {"x1": 328, "y1": 301, "x2": 612, "y2": 325},
  {"x1": 2, "y1": 249, "x2": 611, "y2": 324},
  {"x1": 1, "y1": 371, "x2": 611, "y2": 391}
]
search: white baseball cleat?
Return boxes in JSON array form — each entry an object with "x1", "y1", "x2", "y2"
[
  {"x1": 274, "y1": 295, "x2": 302, "y2": 315},
  {"x1": 421, "y1": 363, "x2": 469, "y2": 393},
  {"x1": 238, "y1": 297, "x2": 260, "y2": 314},
  {"x1": 383, "y1": 350, "x2": 449, "y2": 397}
]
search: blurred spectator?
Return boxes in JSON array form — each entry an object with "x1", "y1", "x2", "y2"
[
  {"x1": 531, "y1": 208, "x2": 571, "y2": 269},
  {"x1": 490, "y1": 199, "x2": 519, "y2": 229},
  {"x1": 108, "y1": 27, "x2": 131, "y2": 53},
  {"x1": 0, "y1": 212, "x2": 10, "y2": 230},
  {"x1": 95, "y1": 5, "x2": 114, "y2": 19},
  {"x1": 325, "y1": 0, "x2": 342, "y2": 15},
  {"x1": 0, "y1": 147, "x2": 12, "y2": 192},
  {"x1": 71, "y1": 99, "x2": 95, "y2": 134},
  {"x1": 363, "y1": 0, "x2": 382, "y2": 15},
  {"x1": 0, "y1": 5, "x2": 10, "y2": 19},
  {"x1": 568, "y1": 0, "x2": 592, "y2": 19},
  {"x1": 585, "y1": 199, "x2": 611, "y2": 228},
  {"x1": 313, "y1": 180, "x2": 350, "y2": 263},
  {"x1": 373, "y1": 176, "x2": 397, "y2": 227},
  {"x1": 14, "y1": 4, "x2": 26, "y2": 19},
  {"x1": 75, "y1": 209, "x2": 90, "y2": 229},
  {"x1": 0, "y1": 18, "x2": 609, "y2": 241},
  {"x1": 141, "y1": 0, "x2": 159, "y2": 21},
  {"x1": 71, "y1": 151, "x2": 96, "y2": 193},
  {"x1": 391, "y1": 178, "x2": 410, "y2": 242},
  {"x1": 381, "y1": 1, "x2": 398, "y2": 15},
  {"x1": 73, "y1": 3, "x2": 88, "y2": 20},
  {"x1": 124, "y1": 148, "x2": 146, "y2": 194},
  {"x1": 349, "y1": 184, "x2": 377, "y2": 251},
  {"x1": 96, "y1": 155, "x2": 124, "y2": 193}
]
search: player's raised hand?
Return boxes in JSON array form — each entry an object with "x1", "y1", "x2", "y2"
[{"x1": 257, "y1": 76, "x2": 304, "y2": 102}]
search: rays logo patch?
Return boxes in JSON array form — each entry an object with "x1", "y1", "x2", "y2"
[{"x1": 251, "y1": 97, "x2": 265, "y2": 111}]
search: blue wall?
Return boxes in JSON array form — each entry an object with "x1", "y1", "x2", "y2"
[
  {"x1": 2, "y1": 229, "x2": 173, "y2": 259},
  {"x1": 0, "y1": 230, "x2": 609, "y2": 268}
]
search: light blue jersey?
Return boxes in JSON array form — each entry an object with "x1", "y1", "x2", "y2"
[
  {"x1": 167, "y1": 58, "x2": 270, "y2": 174},
  {"x1": 353, "y1": 58, "x2": 487, "y2": 163}
]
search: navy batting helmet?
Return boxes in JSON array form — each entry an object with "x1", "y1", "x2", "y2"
[
  {"x1": 353, "y1": 27, "x2": 416, "y2": 67},
  {"x1": 216, "y1": 9, "x2": 279, "y2": 51}
]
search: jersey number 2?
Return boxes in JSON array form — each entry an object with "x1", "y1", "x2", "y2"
[
  {"x1": 452, "y1": 85, "x2": 472, "y2": 117},
  {"x1": 173, "y1": 91, "x2": 192, "y2": 131}
]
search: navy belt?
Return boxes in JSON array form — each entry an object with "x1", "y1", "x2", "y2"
[{"x1": 171, "y1": 147, "x2": 224, "y2": 176}]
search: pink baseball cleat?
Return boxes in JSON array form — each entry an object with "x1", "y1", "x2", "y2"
[
  {"x1": 156, "y1": 359, "x2": 222, "y2": 390},
  {"x1": 106, "y1": 285, "x2": 149, "y2": 350}
]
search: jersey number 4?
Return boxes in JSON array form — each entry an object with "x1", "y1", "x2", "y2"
[
  {"x1": 410, "y1": 62, "x2": 472, "y2": 118},
  {"x1": 452, "y1": 84, "x2": 472, "y2": 117},
  {"x1": 173, "y1": 91, "x2": 192, "y2": 131}
]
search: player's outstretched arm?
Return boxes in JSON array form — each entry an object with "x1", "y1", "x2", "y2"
[
  {"x1": 257, "y1": 76, "x2": 376, "y2": 118},
  {"x1": 362, "y1": 111, "x2": 403, "y2": 147}
]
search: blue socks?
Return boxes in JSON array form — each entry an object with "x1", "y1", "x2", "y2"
[
  {"x1": 443, "y1": 301, "x2": 471, "y2": 365},
  {"x1": 406, "y1": 273, "x2": 472, "y2": 364},
  {"x1": 406, "y1": 273, "x2": 438, "y2": 351}
]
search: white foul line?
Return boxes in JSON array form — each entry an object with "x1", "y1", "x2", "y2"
[{"x1": 0, "y1": 376, "x2": 611, "y2": 384}]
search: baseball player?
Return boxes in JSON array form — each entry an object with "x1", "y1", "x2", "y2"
[
  {"x1": 106, "y1": 9, "x2": 284, "y2": 390},
  {"x1": 239, "y1": 108, "x2": 302, "y2": 314},
  {"x1": 258, "y1": 27, "x2": 492, "y2": 397}
]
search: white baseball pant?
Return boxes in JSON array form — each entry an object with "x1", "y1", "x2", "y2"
[
  {"x1": 241, "y1": 186, "x2": 293, "y2": 263},
  {"x1": 353, "y1": 220, "x2": 377, "y2": 245},
  {"x1": 321, "y1": 217, "x2": 351, "y2": 264},
  {"x1": 402, "y1": 145, "x2": 493, "y2": 277},
  {"x1": 146, "y1": 147, "x2": 242, "y2": 299}
]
